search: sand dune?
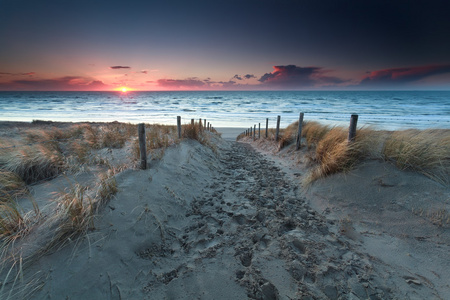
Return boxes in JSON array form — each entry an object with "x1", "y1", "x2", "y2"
[{"x1": 1, "y1": 123, "x2": 449, "y2": 299}]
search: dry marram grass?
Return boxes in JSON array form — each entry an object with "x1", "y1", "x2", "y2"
[
  {"x1": 239, "y1": 120, "x2": 448, "y2": 186},
  {"x1": 383, "y1": 129, "x2": 450, "y2": 185}
]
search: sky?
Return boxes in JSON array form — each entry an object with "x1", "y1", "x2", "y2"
[{"x1": 1, "y1": 0, "x2": 450, "y2": 91}]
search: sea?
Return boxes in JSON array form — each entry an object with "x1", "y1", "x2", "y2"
[{"x1": 0, "y1": 91, "x2": 449, "y2": 130}]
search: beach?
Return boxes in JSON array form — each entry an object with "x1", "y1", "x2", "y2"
[{"x1": 0, "y1": 121, "x2": 449, "y2": 299}]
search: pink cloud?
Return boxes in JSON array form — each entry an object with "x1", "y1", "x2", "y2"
[
  {"x1": 258, "y1": 65, "x2": 346, "y2": 88},
  {"x1": 361, "y1": 64, "x2": 450, "y2": 86}
]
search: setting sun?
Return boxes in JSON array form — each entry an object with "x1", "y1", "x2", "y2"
[{"x1": 121, "y1": 87, "x2": 128, "y2": 92}]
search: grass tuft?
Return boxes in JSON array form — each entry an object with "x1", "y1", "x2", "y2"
[
  {"x1": 0, "y1": 200, "x2": 24, "y2": 239},
  {"x1": 53, "y1": 184, "x2": 94, "y2": 243},
  {"x1": 94, "y1": 170, "x2": 118, "y2": 210},
  {"x1": 0, "y1": 144, "x2": 65, "y2": 184},
  {"x1": 278, "y1": 121, "x2": 299, "y2": 149},
  {"x1": 0, "y1": 171, "x2": 28, "y2": 200},
  {"x1": 182, "y1": 123, "x2": 200, "y2": 140},
  {"x1": 302, "y1": 121, "x2": 331, "y2": 149},
  {"x1": 382, "y1": 129, "x2": 450, "y2": 185},
  {"x1": 305, "y1": 127, "x2": 380, "y2": 184}
]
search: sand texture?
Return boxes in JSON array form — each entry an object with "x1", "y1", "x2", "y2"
[{"x1": 1, "y1": 123, "x2": 449, "y2": 299}]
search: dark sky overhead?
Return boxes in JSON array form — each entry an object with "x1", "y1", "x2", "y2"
[{"x1": 1, "y1": 0, "x2": 449, "y2": 91}]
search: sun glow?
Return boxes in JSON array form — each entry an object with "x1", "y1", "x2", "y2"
[{"x1": 121, "y1": 87, "x2": 128, "y2": 92}]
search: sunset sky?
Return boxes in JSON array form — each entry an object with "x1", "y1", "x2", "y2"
[{"x1": 1, "y1": 0, "x2": 449, "y2": 91}]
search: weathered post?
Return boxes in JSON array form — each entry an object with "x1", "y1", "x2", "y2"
[
  {"x1": 199, "y1": 118, "x2": 202, "y2": 131},
  {"x1": 258, "y1": 123, "x2": 261, "y2": 139},
  {"x1": 275, "y1": 115, "x2": 281, "y2": 141},
  {"x1": 348, "y1": 114, "x2": 358, "y2": 143},
  {"x1": 191, "y1": 119, "x2": 194, "y2": 126},
  {"x1": 204, "y1": 119, "x2": 207, "y2": 128},
  {"x1": 177, "y1": 116, "x2": 182, "y2": 139},
  {"x1": 296, "y1": 113, "x2": 304, "y2": 150},
  {"x1": 253, "y1": 124, "x2": 256, "y2": 140},
  {"x1": 265, "y1": 118, "x2": 269, "y2": 138},
  {"x1": 138, "y1": 123, "x2": 147, "y2": 170},
  {"x1": 207, "y1": 122, "x2": 210, "y2": 131}
]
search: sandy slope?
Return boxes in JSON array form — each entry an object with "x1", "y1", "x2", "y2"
[{"x1": 2, "y1": 131, "x2": 449, "y2": 299}]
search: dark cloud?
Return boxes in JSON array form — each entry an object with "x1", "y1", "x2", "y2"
[
  {"x1": 360, "y1": 64, "x2": 450, "y2": 86},
  {"x1": 157, "y1": 78, "x2": 207, "y2": 89},
  {"x1": 0, "y1": 76, "x2": 109, "y2": 91},
  {"x1": 110, "y1": 66, "x2": 131, "y2": 69},
  {"x1": 232, "y1": 74, "x2": 256, "y2": 81},
  {"x1": 258, "y1": 65, "x2": 346, "y2": 88},
  {"x1": 0, "y1": 72, "x2": 35, "y2": 76}
]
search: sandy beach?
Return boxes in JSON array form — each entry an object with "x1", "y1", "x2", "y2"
[
  {"x1": 216, "y1": 127, "x2": 247, "y2": 141},
  {"x1": 0, "y1": 121, "x2": 449, "y2": 299}
]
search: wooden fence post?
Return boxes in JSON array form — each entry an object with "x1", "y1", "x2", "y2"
[
  {"x1": 204, "y1": 119, "x2": 206, "y2": 128},
  {"x1": 207, "y1": 122, "x2": 210, "y2": 131},
  {"x1": 191, "y1": 119, "x2": 194, "y2": 126},
  {"x1": 275, "y1": 115, "x2": 281, "y2": 141},
  {"x1": 138, "y1": 123, "x2": 147, "y2": 170},
  {"x1": 199, "y1": 118, "x2": 202, "y2": 131},
  {"x1": 258, "y1": 123, "x2": 261, "y2": 139},
  {"x1": 177, "y1": 116, "x2": 181, "y2": 139},
  {"x1": 348, "y1": 114, "x2": 358, "y2": 143},
  {"x1": 253, "y1": 124, "x2": 256, "y2": 140},
  {"x1": 296, "y1": 113, "x2": 304, "y2": 150},
  {"x1": 265, "y1": 118, "x2": 268, "y2": 138}
]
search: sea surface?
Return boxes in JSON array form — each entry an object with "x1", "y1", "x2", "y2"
[{"x1": 0, "y1": 91, "x2": 449, "y2": 130}]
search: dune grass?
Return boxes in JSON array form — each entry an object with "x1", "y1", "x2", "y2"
[
  {"x1": 0, "y1": 143, "x2": 66, "y2": 185},
  {"x1": 239, "y1": 120, "x2": 449, "y2": 185},
  {"x1": 82, "y1": 123, "x2": 136, "y2": 149},
  {"x1": 54, "y1": 184, "x2": 94, "y2": 238},
  {"x1": 132, "y1": 122, "x2": 220, "y2": 161},
  {"x1": 278, "y1": 121, "x2": 299, "y2": 149},
  {"x1": 132, "y1": 124, "x2": 178, "y2": 161},
  {"x1": 0, "y1": 171, "x2": 28, "y2": 200},
  {"x1": 0, "y1": 122, "x2": 137, "y2": 253},
  {"x1": 383, "y1": 129, "x2": 450, "y2": 185},
  {"x1": 183, "y1": 122, "x2": 220, "y2": 153},
  {"x1": 302, "y1": 121, "x2": 332, "y2": 149},
  {"x1": 0, "y1": 200, "x2": 25, "y2": 239},
  {"x1": 305, "y1": 126, "x2": 379, "y2": 183}
]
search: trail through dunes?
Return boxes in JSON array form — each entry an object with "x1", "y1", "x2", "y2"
[{"x1": 2, "y1": 136, "x2": 447, "y2": 299}]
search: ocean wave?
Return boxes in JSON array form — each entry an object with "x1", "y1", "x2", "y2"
[{"x1": 1, "y1": 91, "x2": 449, "y2": 130}]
